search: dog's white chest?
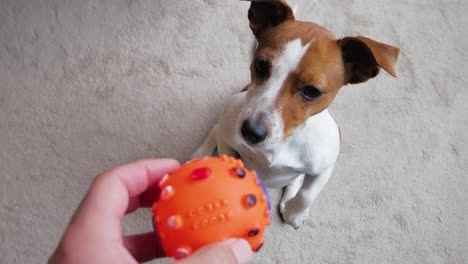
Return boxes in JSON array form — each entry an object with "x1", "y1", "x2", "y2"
[{"x1": 238, "y1": 146, "x2": 307, "y2": 188}]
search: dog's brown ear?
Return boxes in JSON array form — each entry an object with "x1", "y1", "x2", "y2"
[
  {"x1": 243, "y1": 0, "x2": 295, "y2": 38},
  {"x1": 338, "y1": 36, "x2": 400, "y2": 84}
]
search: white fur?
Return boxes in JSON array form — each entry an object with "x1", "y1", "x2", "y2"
[
  {"x1": 192, "y1": 39, "x2": 340, "y2": 228},
  {"x1": 241, "y1": 38, "x2": 311, "y2": 148}
]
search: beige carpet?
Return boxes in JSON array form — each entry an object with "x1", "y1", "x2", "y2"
[{"x1": 1, "y1": 0, "x2": 467, "y2": 263}]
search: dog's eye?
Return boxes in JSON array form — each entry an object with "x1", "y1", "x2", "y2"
[
  {"x1": 254, "y1": 58, "x2": 269, "y2": 77},
  {"x1": 300, "y1": 86, "x2": 322, "y2": 101}
]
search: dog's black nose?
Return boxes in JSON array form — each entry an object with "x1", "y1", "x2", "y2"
[{"x1": 241, "y1": 118, "x2": 268, "y2": 145}]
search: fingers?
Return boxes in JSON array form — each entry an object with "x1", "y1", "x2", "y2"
[
  {"x1": 70, "y1": 159, "x2": 180, "y2": 234},
  {"x1": 125, "y1": 185, "x2": 161, "y2": 214},
  {"x1": 176, "y1": 239, "x2": 252, "y2": 264},
  {"x1": 123, "y1": 232, "x2": 165, "y2": 263}
]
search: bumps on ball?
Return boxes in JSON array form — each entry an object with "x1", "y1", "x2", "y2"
[
  {"x1": 244, "y1": 194, "x2": 257, "y2": 208},
  {"x1": 160, "y1": 186, "x2": 175, "y2": 200},
  {"x1": 191, "y1": 167, "x2": 211, "y2": 180},
  {"x1": 233, "y1": 167, "x2": 246, "y2": 178},
  {"x1": 152, "y1": 156, "x2": 271, "y2": 259}
]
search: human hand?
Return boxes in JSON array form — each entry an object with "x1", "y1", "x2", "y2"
[{"x1": 49, "y1": 159, "x2": 252, "y2": 264}]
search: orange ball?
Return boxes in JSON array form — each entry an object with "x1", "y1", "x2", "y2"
[{"x1": 152, "y1": 155, "x2": 271, "y2": 259}]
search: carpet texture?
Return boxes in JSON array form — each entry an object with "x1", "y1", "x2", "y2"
[{"x1": 1, "y1": 0, "x2": 467, "y2": 263}]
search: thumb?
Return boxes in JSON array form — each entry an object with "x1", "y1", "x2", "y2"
[{"x1": 175, "y1": 239, "x2": 252, "y2": 264}]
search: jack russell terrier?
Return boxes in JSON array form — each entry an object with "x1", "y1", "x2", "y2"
[{"x1": 192, "y1": 0, "x2": 399, "y2": 228}]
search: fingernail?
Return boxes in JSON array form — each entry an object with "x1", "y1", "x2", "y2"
[{"x1": 226, "y1": 239, "x2": 252, "y2": 264}]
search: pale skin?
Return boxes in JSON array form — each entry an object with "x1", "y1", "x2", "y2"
[{"x1": 49, "y1": 159, "x2": 252, "y2": 264}]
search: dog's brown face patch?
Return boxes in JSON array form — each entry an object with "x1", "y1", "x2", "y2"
[
  {"x1": 251, "y1": 21, "x2": 346, "y2": 137},
  {"x1": 245, "y1": 0, "x2": 399, "y2": 140}
]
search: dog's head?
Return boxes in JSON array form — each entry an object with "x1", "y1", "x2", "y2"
[{"x1": 239, "y1": 0, "x2": 400, "y2": 148}]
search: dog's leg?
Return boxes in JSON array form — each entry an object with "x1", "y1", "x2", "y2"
[
  {"x1": 190, "y1": 125, "x2": 218, "y2": 159},
  {"x1": 279, "y1": 174, "x2": 304, "y2": 213},
  {"x1": 281, "y1": 166, "x2": 334, "y2": 228}
]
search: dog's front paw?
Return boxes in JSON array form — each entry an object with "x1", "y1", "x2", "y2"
[
  {"x1": 280, "y1": 199, "x2": 310, "y2": 229},
  {"x1": 279, "y1": 200, "x2": 287, "y2": 214}
]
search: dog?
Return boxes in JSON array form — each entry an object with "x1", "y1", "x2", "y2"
[{"x1": 191, "y1": 0, "x2": 399, "y2": 228}]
